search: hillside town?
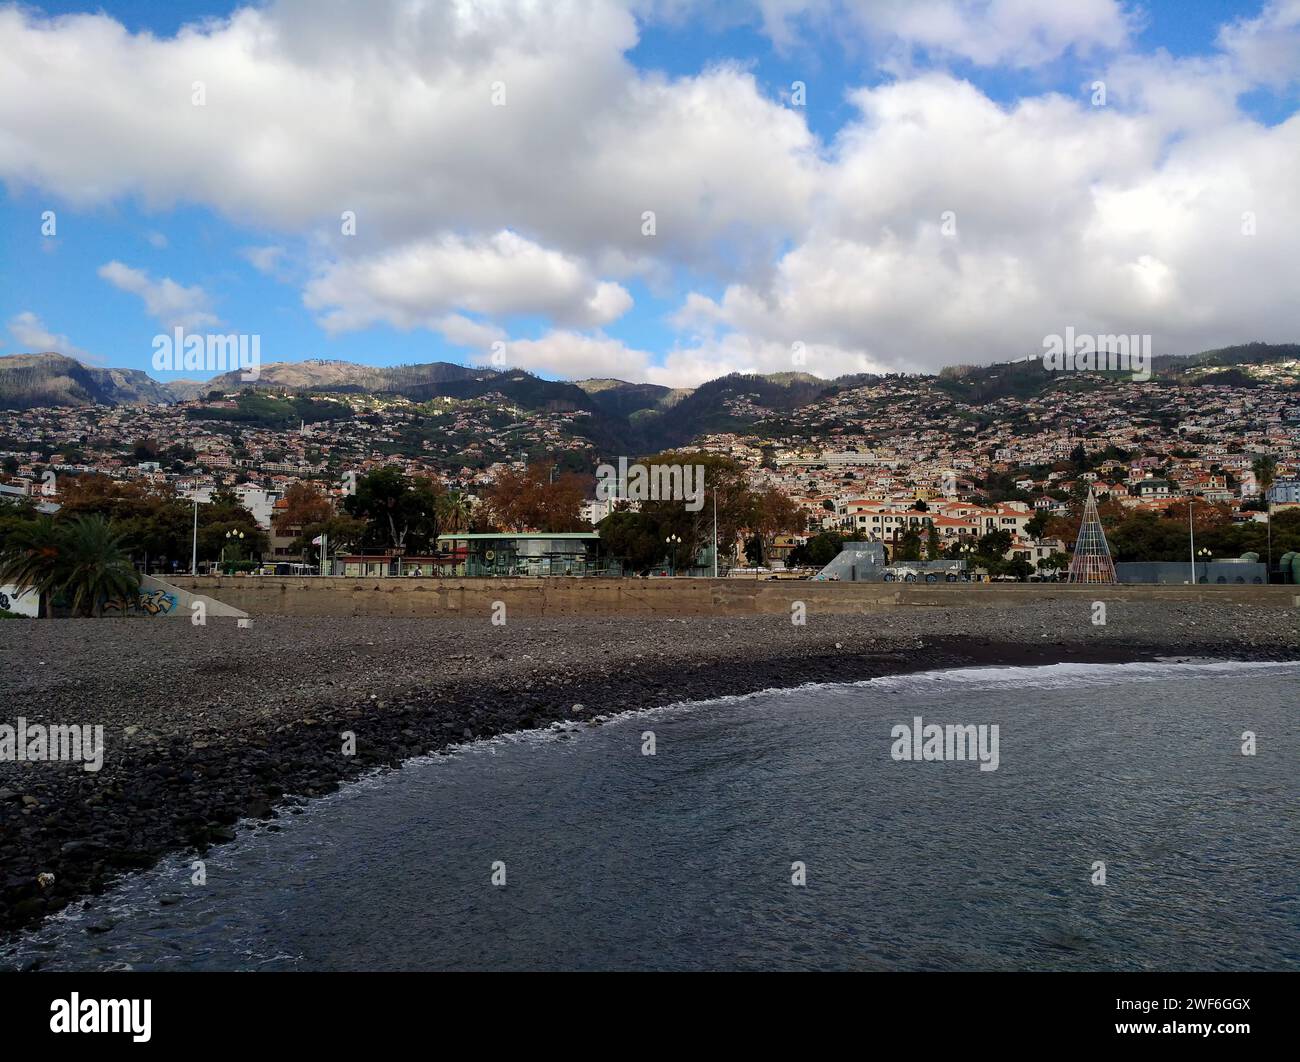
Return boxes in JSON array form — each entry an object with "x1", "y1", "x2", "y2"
[{"x1": 2, "y1": 363, "x2": 1299, "y2": 578}]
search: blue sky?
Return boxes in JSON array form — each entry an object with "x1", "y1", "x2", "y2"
[{"x1": 1, "y1": 0, "x2": 1297, "y2": 386}]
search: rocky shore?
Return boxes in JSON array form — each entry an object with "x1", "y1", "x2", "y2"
[{"x1": 3, "y1": 599, "x2": 1299, "y2": 941}]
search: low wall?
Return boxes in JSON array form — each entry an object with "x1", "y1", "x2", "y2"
[{"x1": 164, "y1": 576, "x2": 1300, "y2": 619}]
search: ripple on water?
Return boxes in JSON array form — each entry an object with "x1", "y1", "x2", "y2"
[{"x1": 6, "y1": 660, "x2": 1299, "y2": 972}]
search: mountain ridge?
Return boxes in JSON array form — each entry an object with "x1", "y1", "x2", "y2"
[
  {"x1": 4, "y1": 342, "x2": 1298, "y2": 417},
  {"x1": 0, "y1": 352, "x2": 176, "y2": 409}
]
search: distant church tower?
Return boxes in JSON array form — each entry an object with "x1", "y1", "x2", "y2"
[{"x1": 1067, "y1": 490, "x2": 1116, "y2": 583}]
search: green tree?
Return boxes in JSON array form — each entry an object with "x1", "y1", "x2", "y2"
[
  {"x1": 57, "y1": 474, "x2": 192, "y2": 570},
  {"x1": 895, "y1": 527, "x2": 923, "y2": 562},
  {"x1": 1038, "y1": 552, "x2": 1069, "y2": 578},
  {"x1": 132, "y1": 438, "x2": 160, "y2": 462},
  {"x1": 344, "y1": 467, "x2": 445, "y2": 551},
  {"x1": 442, "y1": 493, "x2": 473, "y2": 532},
  {"x1": 976, "y1": 528, "x2": 1012, "y2": 557},
  {"x1": 788, "y1": 531, "x2": 848, "y2": 568},
  {"x1": 0, "y1": 514, "x2": 139, "y2": 617},
  {"x1": 637, "y1": 450, "x2": 757, "y2": 570},
  {"x1": 926, "y1": 523, "x2": 941, "y2": 559},
  {"x1": 0, "y1": 514, "x2": 63, "y2": 618},
  {"x1": 596, "y1": 510, "x2": 665, "y2": 573},
  {"x1": 1252, "y1": 455, "x2": 1277, "y2": 498},
  {"x1": 299, "y1": 513, "x2": 368, "y2": 567},
  {"x1": 1004, "y1": 557, "x2": 1034, "y2": 581},
  {"x1": 198, "y1": 489, "x2": 269, "y2": 563},
  {"x1": 56, "y1": 515, "x2": 140, "y2": 617}
]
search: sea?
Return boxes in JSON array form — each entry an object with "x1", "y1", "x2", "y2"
[{"x1": 5, "y1": 659, "x2": 1298, "y2": 971}]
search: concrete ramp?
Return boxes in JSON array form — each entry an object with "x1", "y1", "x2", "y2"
[
  {"x1": 813, "y1": 543, "x2": 887, "y2": 581},
  {"x1": 140, "y1": 575, "x2": 248, "y2": 618}
]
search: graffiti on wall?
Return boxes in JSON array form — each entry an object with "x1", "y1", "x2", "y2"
[
  {"x1": 102, "y1": 589, "x2": 178, "y2": 616},
  {"x1": 0, "y1": 584, "x2": 40, "y2": 617}
]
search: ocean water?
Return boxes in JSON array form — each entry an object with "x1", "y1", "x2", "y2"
[{"x1": 6, "y1": 660, "x2": 1299, "y2": 972}]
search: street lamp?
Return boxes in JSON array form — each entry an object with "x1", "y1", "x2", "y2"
[
  {"x1": 223, "y1": 529, "x2": 245, "y2": 570},
  {"x1": 960, "y1": 539, "x2": 976, "y2": 580},
  {"x1": 1265, "y1": 495, "x2": 1273, "y2": 582},
  {"x1": 1197, "y1": 547, "x2": 1212, "y2": 583},
  {"x1": 665, "y1": 534, "x2": 681, "y2": 577}
]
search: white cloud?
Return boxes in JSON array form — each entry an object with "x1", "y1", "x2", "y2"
[
  {"x1": 0, "y1": 3, "x2": 814, "y2": 272},
  {"x1": 471, "y1": 326, "x2": 878, "y2": 387},
  {"x1": 1219, "y1": 0, "x2": 1300, "y2": 88},
  {"x1": 98, "y1": 261, "x2": 218, "y2": 331},
  {"x1": 241, "y1": 245, "x2": 286, "y2": 275},
  {"x1": 433, "y1": 313, "x2": 506, "y2": 351},
  {"x1": 653, "y1": 333, "x2": 884, "y2": 386},
  {"x1": 303, "y1": 231, "x2": 633, "y2": 334},
  {"x1": 7, "y1": 311, "x2": 97, "y2": 362},
  {"x1": 472, "y1": 330, "x2": 654, "y2": 381},
  {"x1": 665, "y1": 72, "x2": 1300, "y2": 379}
]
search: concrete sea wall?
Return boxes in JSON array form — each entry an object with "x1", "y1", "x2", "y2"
[{"x1": 166, "y1": 576, "x2": 1300, "y2": 618}]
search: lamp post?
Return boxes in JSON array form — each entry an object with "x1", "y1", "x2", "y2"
[
  {"x1": 665, "y1": 533, "x2": 681, "y2": 577},
  {"x1": 191, "y1": 497, "x2": 199, "y2": 576},
  {"x1": 712, "y1": 488, "x2": 718, "y2": 578},
  {"x1": 961, "y1": 539, "x2": 976, "y2": 581},
  {"x1": 1197, "y1": 547, "x2": 1212, "y2": 584},
  {"x1": 1266, "y1": 498, "x2": 1273, "y2": 581},
  {"x1": 223, "y1": 529, "x2": 245, "y2": 572},
  {"x1": 1188, "y1": 495, "x2": 1196, "y2": 585}
]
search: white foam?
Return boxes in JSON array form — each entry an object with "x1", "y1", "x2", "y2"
[
  {"x1": 425, "y1": 659, "x2": 1300, "y2": 749},
  {"x1": 856, "y1": 658, "x2": 1300, "y2": 695}
]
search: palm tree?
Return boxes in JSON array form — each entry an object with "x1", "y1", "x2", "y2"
[
  {"x1": 1251, "y1": 455, "x2": 1277, "y2": 498},
  {"x1": 0, "y1": 515, "x2": 63, "y2": 618},
  {"x1": 56, "y1": 515, "x2": 139, "y2": 617},
  {"x1": 1253, "y1": 455, "x2": 1278, "y2": 573},
  {"x1": 444, "y1": 493, "x2": 472, "y2": 532}
]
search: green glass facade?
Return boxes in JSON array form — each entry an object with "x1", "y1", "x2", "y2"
[{"x1": 436, "y1": 534, "x2": 618, "y2": 577}]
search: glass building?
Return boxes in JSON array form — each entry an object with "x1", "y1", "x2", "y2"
[{"x1": 435, "y1": 533, "x2": 616, "y2": 577}]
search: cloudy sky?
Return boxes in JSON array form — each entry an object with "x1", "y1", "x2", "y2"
[{"x1": 1, "y1": 0, "x2": 1297, "y2": 386}]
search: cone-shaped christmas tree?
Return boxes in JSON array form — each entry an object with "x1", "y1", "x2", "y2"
[{"x1": 1067, "y1": 489, "x2": 1116, "y2": 583}]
